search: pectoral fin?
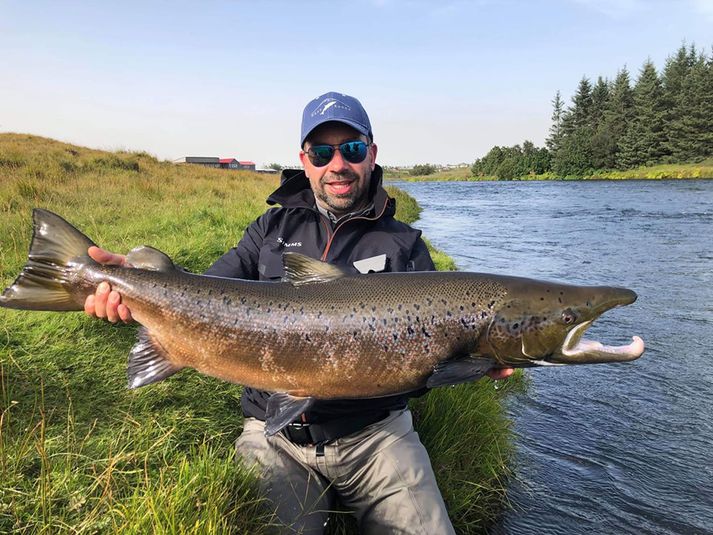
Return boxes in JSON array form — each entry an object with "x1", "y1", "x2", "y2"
[
  {"x1": 264, "y1": 393, "x2": 315, "y2": 436},
  {"x1": 426, "y1": 357, "x2": 495, "y2": 388},
  {"x1": 127, "y1": 327, "x2": 183, "y2": 388}
]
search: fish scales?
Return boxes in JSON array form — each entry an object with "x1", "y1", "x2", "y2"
[{"x1": 93, "y1": 265, "x2": 508, "y2": 398}]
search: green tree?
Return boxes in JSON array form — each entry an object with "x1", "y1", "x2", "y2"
[
  {"x1": 617, "y1": 60, "x2": 667, "y2": 168},
  {"x1": 667, "y1": 49, "x2": 713, "y2": 161},
  {"x1": 554, "y1": 77, "x2": 594, "y2": 174},
  {"x1": 545, "y1": 90, "x2": 565, "y2": 154},
  {"x1": 410, "y1": 163, "x2": 437, "y2": 176}
]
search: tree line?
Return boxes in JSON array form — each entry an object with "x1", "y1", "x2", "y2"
[{"x1": 472, "y1": 43, "x2": 713, "y2": 179}]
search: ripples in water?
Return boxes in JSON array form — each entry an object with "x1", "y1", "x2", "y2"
[{"x1": 395, "y1": 179, "x2": 713, "y2": 535}]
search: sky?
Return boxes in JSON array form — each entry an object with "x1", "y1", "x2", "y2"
[{"x1": 1, "y1": 1, "x2": 711, "y2": 167}]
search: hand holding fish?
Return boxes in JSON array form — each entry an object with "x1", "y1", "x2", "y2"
[{"x1": 84, "y1": 246, "x2": 133, "y2": 324}]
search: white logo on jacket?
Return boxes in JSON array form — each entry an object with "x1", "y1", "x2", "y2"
[{"x1": 277, "y1": 237, "x2": 302, "y2": 248}]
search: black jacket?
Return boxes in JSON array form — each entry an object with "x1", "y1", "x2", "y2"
[{"x1": 205, "y1": 165, "x2": 435, "y2": 423}]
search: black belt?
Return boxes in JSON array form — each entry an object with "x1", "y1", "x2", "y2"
[{"x1": 282, "y1": 410, "x2": 390, "y2": 446}]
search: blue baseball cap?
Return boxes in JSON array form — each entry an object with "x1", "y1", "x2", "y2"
[{"x1": 301, "y1": 91, "x2": 372, "y2": 147}]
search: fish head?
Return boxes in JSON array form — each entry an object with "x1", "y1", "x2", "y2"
[{"x1": 486, "y1": 281, "x2": 644, "y2": 366}]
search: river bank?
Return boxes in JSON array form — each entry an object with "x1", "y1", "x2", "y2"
[{"x1": 386, "y1": 159, "x2": 713, "y2": 182}]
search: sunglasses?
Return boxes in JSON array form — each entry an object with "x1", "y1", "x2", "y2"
[{"x1": 305, "y1": 140, "x2": 370, "y2": 167}]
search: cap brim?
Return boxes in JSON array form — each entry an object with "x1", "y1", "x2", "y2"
[{"x1": 301, "y1": 118, "x2": 371, "y2": 146}]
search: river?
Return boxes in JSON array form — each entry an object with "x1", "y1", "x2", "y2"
[{"x1": 392, "y1": 179, "x2": 713, "y2": 535}]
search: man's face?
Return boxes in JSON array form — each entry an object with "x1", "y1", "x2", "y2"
[{"x1": 300, "y1": 122, "x2": 378, "y2": 217}]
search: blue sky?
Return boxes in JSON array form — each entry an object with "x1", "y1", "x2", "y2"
[{"x1": 1, "y1": 1, "x2": 711, "y2": 167}]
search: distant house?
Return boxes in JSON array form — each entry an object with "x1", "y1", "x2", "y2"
[
  {"x1": 176, "y1": 156, "x2": 220, "y2": 168},
  {"x1": 177, "y1": 156, "x2": 255, "y2": 171},
  {"x1": 219, "y1": 158, "x2": 240, "y2": 169}
]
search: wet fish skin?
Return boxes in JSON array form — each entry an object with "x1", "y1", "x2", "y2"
[{"x1": 0, "y1": 209, "x2": 645, "y2": 433}]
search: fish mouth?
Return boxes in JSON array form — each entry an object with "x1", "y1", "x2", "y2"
[{"x1": 555, "y1": 320, "x2": 645, "y2": 364}]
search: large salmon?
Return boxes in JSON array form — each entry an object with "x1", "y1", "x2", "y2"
[{"x1": 0, "y1": 210, "x2": 645, "y2": 434}]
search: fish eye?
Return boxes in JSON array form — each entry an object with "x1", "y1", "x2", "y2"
[{"x1": 561, "y1": 309, "x2": 577, "y2": 325}]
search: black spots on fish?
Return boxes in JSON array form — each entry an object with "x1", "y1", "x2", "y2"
[
  {"x1": 368, "y1": 324, "x2": 376, "y2": 332},
  {"x1": 459, "y1": 305, "x2": 464, "y2": 311},
  {"x1": 382, "y1": 318, "x2": 388, "y2": 326},
  {"x1": 421, "y1": 326, "x2": 431, "y2": 338},
  {"x1": 558, "y1": 297, "x2": 562, "y2": 304},
  {"x1": 398, "y1": 304, "x2": 403, "y2": 311},
  {"x1": 586, "y1": 300, "x2": 592, "y2": 308},
  {"x1": 471, "y1": 302, "x2": 476, "y2": 308},
  {"x1": 465, "y1": 291, "x2": 471, "y2": 297},
  {"x1": 317, "y1": 311, "x2": 323, "y2": 319},
  {"x1": 407, "y1": 325, "x2": 415, "y2": 335},
  {"x1": 426, "y1": 297, "x2": 433, "y2": 306},
  {"x1": 233, "y1": 317, "x2": 239, "y2": 326},
  {"x1": 423, "y1": 344, "x2": 431, "y2": 354},
  {"x1": 446, "y1": 311, "x2": 453, "y2": 318},
  {"x1": 360, "y1": 302, "x2": 366, "y2": 310},
  {"x1": 387, "y1": 307, "x2": 394, "y2": 314},
  {"x1": 304, "y1": 333, "x2": 312, "y2": 342},
  {"x1": 283, "y1": 315, "x2": 290, "y2": 324},
  {"x1": 488, "y1": 300, "x2": 496, "y2": 309},
  {"x1": 223, "y1": 296, "x2": 232, "y2": 306},
  {"x1": 240, "y1": 297, "x2": 247, "y2": 305},
  {"x1": 266, "y1": 307, "x2": 272, "y2": 313},
  {"x1": 371, "y1": 305, "x2": 377, "y2": 312},
  {"x1": 480, "y1": 311, "x2": 488, "y2": 319},
  {"x1": 393, "y1": 333, "x2": 399, "y2": 341},
  {"x1": 353, "y1": 330, "x2": 359, "y2": 338},
  {"x1": 440, "y1": 298, "x2": 448, "y2": 305},
  {"x1": 414, "y1": 304, "x2": 421, "y2": 311},
  {"x1": 299, "y1": 305, "x2": 305, "y2": 315}
]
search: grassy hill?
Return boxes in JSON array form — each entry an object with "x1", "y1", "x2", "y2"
[{"x1": 0, "y1": 133, "x2": 515, "y2": 534}]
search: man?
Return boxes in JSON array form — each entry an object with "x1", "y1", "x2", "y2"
[{"x1": 85, "y1": 91, "x2": 513, "y2": 534}]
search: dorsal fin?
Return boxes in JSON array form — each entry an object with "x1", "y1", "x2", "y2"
[
  {"x1": 126, "y1": 246, "x2": 175, "y2": 272},
  {"x1": 282, "y1": 252, "x2": 348, "y2": 286}
]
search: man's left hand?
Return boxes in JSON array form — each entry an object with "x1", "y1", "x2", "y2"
[{"x1": 487, "y1": 368, "x2": 514, "y2": 380}]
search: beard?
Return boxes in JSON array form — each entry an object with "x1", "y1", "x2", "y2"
[{"x1": 316, "y1": 170, "x2": 370, "y2": 215}]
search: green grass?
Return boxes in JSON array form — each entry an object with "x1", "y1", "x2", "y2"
[{"x1": 0, "y1": 133, "x2": 516, "y2": 534}]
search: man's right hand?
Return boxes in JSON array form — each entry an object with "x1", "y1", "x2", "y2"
[{"x1": 83, "y1": 246, "x2": 134, "y2": 323}]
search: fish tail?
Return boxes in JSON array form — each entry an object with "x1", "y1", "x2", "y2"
[{"x1": 0, "y1": 209, "x2": 97, "y2": 311}]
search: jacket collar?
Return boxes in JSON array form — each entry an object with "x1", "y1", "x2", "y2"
[{"x1": 267, "y1": 164, "x2": 394, "y2": 219}]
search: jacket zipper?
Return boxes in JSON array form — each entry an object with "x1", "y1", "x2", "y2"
[{"x1": 320, "y1": 197, "x2": 389, "y2": 262}]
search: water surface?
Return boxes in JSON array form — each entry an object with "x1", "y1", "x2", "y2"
[{"x1": 393, "y1": 179, "x2": 713, "y2": 535}]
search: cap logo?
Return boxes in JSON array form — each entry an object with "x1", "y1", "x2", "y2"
[{"x1": 312, "y1": 97, "x2": 352, "y2": 117}]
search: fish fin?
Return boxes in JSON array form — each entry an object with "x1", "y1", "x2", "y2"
[
  {"x1": 0, "y1": 209, "x2": 97, "y2": 311},
  {"x1": 426, "y1": 357, "x2": 495, "y2": 388},
  {"x1": 264, "y1": 393, "x2": 315, "y2": 436},
  {"x1": 126, "y1": 246, "x2": 176, "y2": 272},
  {"x1": 127, "y1": 327, "x2": 182, "y2": 389},
  {"x1": 281, "y1": 253, "x2": 348, "y2": 286}
]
